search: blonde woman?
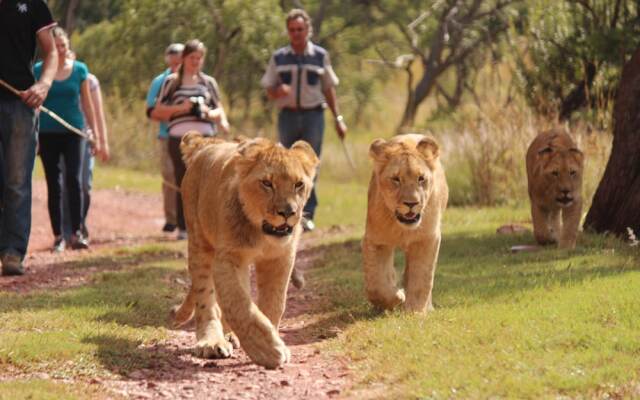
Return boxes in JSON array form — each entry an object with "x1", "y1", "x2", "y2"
[{"x1": 34, "y1": 27, "x2": 98, "y2": 251}]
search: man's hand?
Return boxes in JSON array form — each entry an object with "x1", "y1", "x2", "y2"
[
  {"x1": 268, "y1": 83, "x2": 291, "y2": 99},
  {"x1": 335, "y1": 115, "x2": 347, "y2": 140},
  {"x1": 20, "y1": 81, "x2": 51, "y2": 108}
]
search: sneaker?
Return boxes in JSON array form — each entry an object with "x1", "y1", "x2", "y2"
[
  {"x1": 71, "y1": 230, "x2": 90, "y2": 250},
  {"x1": 81, "y1": 224, "x2": 89, "y2": 239},
  {"x1": 1, "y1": 253, "x2": 25, "y2": 276},
  {"x1": 52, "y1": 236, "x2": 66, "y2": 253},
  {"x1": 176, "y1": 230, "x2": 188, "y2": 240},
  {"x1": 301, "y1": 218, "x2": 315, "y2": 232},
  {"x1": 162, "y1": 223, "x2": 177, "y2": 233}
]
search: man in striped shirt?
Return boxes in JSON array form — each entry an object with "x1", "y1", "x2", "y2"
[{"x1": 261, "y1": 8, "x2": 348, "y2": 232}]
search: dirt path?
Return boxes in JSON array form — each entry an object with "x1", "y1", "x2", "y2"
[{"x1": 3, "y1": 181, "x2": 352, "y2": 399}]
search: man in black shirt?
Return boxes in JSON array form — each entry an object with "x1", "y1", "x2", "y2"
[{"x1": 0, "y1": 0, "x2": 58, "y2": 276}]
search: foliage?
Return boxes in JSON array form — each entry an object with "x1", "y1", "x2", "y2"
[{"x1": 513, "y1": 0, "x2": 640, "y2": 124}]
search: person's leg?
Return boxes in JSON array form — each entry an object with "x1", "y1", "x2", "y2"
[
  {"x1": 39, "y1": 135, "x2": 65, "y2": 239},
  {"x1": 277, "y1": 109, "x2": 303, "y2": 149},
  {"x1": 168, "y1": 137, "x2": 187, "y2": 234},
  {"x1": 60, "y1": 158, "x2": 72, "y2": 240},
  {"x1": 62, "y1": 135, "x2": 87, "y2": 248},
  {"x1": 81, "y1": 141, "x2": 94, "y2": 237},
  {"x1": 299, "y1": 109, "x2": 325, "y2": 221},
  {"x1": 159, "y1": 138, "x2": 177, "y2": 231},
  {"x1": 0, "y1": 99, "x2": 38, "y2": 273}
]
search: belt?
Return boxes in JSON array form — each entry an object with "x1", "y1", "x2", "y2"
[{"x1": 282, "y1": 105, "x2": 324, "y2": 112}]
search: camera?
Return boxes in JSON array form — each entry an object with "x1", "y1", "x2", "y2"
[{"x1": 189, "y1": 96, "x2": 206, "y2": 119}]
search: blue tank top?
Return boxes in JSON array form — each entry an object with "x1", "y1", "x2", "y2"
[{"x1": 35, "y1": 60, "x2": 89, "y2": 133}]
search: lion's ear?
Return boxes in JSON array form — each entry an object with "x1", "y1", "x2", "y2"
[
  {"x1": 291, "y1": 140, "x2": 320, "y2": 173},
  {"x1": 369, "y1": 138, "x2": 391, "y2": 163},
  {"x1": 416, "y1": 136, "x2": 440, "y2": 162}
]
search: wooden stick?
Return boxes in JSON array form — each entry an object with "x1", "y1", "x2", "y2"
[{"x1": 0, "y1": 79, "x2": 94, "y2": 144}]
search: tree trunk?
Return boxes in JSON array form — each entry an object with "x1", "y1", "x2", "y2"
[
  {"x1": 559, "y1": 61, "x2": 596, "y2": 121},
  {"x1": 583, "y1": 48, "x2": 640, "y2": 236},
  {"x1": 397, "y1": 65, "x2": 437, "y2": 131},
  {"x1": 63, "y1": 0, "x2": 80, "y2": 34}
]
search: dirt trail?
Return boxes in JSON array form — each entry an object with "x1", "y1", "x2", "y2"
[{"x1": 2, "y1": 180, "x2": 352, "y2": 399}]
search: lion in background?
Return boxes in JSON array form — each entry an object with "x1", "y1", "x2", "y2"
[
  {"x1": 526, "y1": 129, "x2": 584, "y2": 249},
  {"x1": 362, "y1": 134, "x2": 448, "y2": 313},
  {"x1": 172, "y1": 132, "x2": 318, "y2": 369}
]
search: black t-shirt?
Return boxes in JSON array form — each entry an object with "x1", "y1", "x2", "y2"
[{"x1": 0, "y1": 0, "x2": 56, "y2": 100}]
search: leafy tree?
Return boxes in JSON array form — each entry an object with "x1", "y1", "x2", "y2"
[{"x1": 514, "y1": 0, "x2": 640, "y2": 122}]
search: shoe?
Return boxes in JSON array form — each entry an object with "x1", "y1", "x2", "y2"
[
  {"x1": 81, "y1": 224, "x2": 89, "y2": 239},
  {"x1": 71, "y1": 230, "x2": 90, "y2": 250},
  {"x1": 176, "y1": 230, "x2": 188, "y2": 240},
  {"x1": 1, "y1": 253, "x2": 25, "y2": 276},
  {"x1": 301, "y1": 218, "x2": 315, "y2": 232},
  {"x1": 162, "y1": 223, "x2": 177, "y2": 233},
  {"x1": 52, "y1": 236, "x2": 66, "y2": 253}
]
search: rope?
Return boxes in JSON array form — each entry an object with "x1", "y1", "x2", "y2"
[{"x1": 0, "y1": 78, "x2": 95, "y2": 144}]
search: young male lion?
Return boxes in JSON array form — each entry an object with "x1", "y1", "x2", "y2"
[
  {"x1": 174, "y1": 132, "x2": 318, "y2": 369},
  {"x1": 526, "y1": 129, "x2": 584, "y2": 249},
  {"x1": 362, "y1": 134, "x2": 448, "y2": 313}
]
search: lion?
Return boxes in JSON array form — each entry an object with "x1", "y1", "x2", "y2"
[
  {"x1": 526, "y1": 129, "x2": 584, "y2": 249},
  {"x1": 172, "y1": 131, "x2": 318, "y2": 369},
  {"x1": 362, "y1": 134, "x2": 449, "y2": 313}
]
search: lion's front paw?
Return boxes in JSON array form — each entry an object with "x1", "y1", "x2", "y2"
[
  {"x1": 242, "y1": 333, "x2": 290, "y2": 369},
  {"x1": 194, "y1": 337, "x2": 234, "y2": 359},
  {"x1": 225, "y1": 332, "x2": 240, "y2": 349}
]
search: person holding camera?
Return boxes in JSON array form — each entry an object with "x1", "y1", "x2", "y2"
[{"x1": 152, "y1": 39, "x2": 229, "y2": 240}]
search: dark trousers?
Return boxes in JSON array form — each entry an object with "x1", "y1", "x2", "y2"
[
  {"x1": 39, "y1": 133, "x2": 85, "y2": 237},
  {"x1": 168, "y1": 136, "x2": 187, "y2": 231},
  {"x1": 277, "y1": 108, "x2": 324, "y2": 219}
]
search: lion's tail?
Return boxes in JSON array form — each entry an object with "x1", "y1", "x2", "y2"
[
  {"x1": 169, "y1": 287, "x2": 196, "y2": 328},
  {"x1": 180, "y1": 130, "x2": 225, "y2": 167}
]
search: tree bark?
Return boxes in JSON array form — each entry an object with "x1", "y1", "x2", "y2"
[{"x1": 583, "y1": 48, "x2": 640, "y2": 236}]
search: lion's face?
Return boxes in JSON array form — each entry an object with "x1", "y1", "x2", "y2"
[
  {"x1": 235, "y1": 139, "x2": 319, "y2": 238},
  {"x1": 370, "y1": 135, "x2": 440, "y2": 229},
  {"x1": 537, "y1": 147, "x2": 584, "y2": 208}
]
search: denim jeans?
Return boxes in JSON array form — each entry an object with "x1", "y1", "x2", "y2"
[
  {"x1": 0, "y1": 99, "x2": 38, "y2": 260},
  {"x1": 277, "y1": 108, "x2": 324, "y2": 219},
  {"x1": 62, "y1": 140, "x2": 93, "y2": 239}
]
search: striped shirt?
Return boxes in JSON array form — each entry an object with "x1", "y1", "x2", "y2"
[
  {"x1": 261, "y1": 41, "x2": 339, "y2": 110},
  {"x1": 157, "y1": 72, "x2": 221, "y2": 137}
]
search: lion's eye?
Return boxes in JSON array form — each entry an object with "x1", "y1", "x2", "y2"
[
  {"x1": 261, "y1": 179, "x2": 273, "y2": 189},
  {"x1": 570, "y1": 170, "x2": 577, "y2": 177},
  {"x1": 418, "y1": 175, "x2": 425, "y2": 184},
  {"x1": 552, "y1": 171, "x2": 560, "y2": 177},
  {"x1": 295, "y1": 181, "x2": 304, "y2": 190},
  {"x1": 391, "y1": 176, "x2": 401, "y2": 185}
]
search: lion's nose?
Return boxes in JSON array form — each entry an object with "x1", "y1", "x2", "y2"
[
  {"x1": 277, "y1": 204, "x2": 296, "y2": 219},
  {"x1": 404, "y1": 201, "x2": 418, "y2": 209},
  {"x1": 560, "y1": 189, "x2": 570, "y2": 196}
]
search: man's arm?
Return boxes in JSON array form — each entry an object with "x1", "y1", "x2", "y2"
[
  {"x1": 323, "y1": 86, "x2": 347, "y2": 139},
  {"x1": 21, "y1": 27, "x2": 57, "y2": 108}
]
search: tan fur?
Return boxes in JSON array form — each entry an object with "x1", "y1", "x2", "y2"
[
  {"x1": 362, "y1": 134, "x2": 449, "y2": 313},
  {"x1": 173, "y1": 131, "x2": 318, "y2": 369},
  {"x1": 526, "y1": 129, "x2": 584, "y2": 249}
]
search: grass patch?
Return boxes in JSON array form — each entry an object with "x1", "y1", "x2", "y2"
[
  {"x1": 0, "y1": 245, "x2": 188, "y2": 398},
  {"x1": 309, "y1": 206, "x2": 640, "y2": 398}
]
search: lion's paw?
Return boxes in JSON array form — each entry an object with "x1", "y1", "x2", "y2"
[
  {"x1": 225, "y1": 332, "x2": 240, "y2": 349},
  {"x1": 194, "y1": 338, "x2": 234, "y2": 359},
  {"x1": 243, "y1": 334, "x2": 290, "y2": 369}
]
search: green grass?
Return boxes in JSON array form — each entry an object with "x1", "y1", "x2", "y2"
[
  {"x1": 0, "y1": 244, "x2": 188, "y2": 397},
  {"x1": 309, "y1": 206, "x2": 640, "y2": 399}
]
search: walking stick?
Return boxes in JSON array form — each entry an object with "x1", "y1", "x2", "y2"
[
  {"x1": 339, "y1": 136, "x2": 357, "y2": 172},
  {"x1": 0, "y1": 79, "x2": 95, "y2": 144}
]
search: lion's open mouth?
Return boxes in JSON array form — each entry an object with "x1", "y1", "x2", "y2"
[
  {"x1": 396, "y1": 211, "x2": 421, "y2": 225},
  {"x1": 262, "y1": 222, "x2": 294, "y2": 237},
  {"x1": 556, "y1": 196, "x2": 573, "y2": 206}
]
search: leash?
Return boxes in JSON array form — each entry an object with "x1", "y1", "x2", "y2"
[{"x1": 0, "y1": 78, "x2": 95, "y2": 144}]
